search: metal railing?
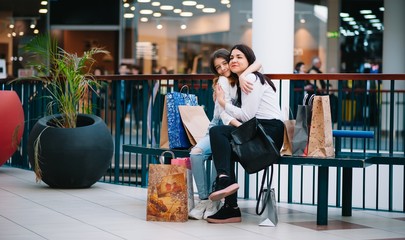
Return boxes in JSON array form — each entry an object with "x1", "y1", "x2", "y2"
[{"x1": 2, "y1": 73, "x2": 404, "y2": 212}]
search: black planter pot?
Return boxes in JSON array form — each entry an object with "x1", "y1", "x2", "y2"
[{"x1": 28, "y1": 114, "x2": 113, "y2": 188}]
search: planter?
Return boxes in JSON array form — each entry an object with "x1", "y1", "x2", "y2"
[
  {"x1": 0, "y1": 90, "x2": 24, "y2": 166},
  {"x1": 28, "y1": 114, "x2": 113, "y2": 188}
]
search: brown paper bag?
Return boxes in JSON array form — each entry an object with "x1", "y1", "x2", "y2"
[
  {"x1": 146, "y1": 163, "x2": 188, "y2": 222},
  {"x1": 280, "y1": 120, "x2": 295, "y2": 156},
  {"x1": 307, "y1": 95, "x2": 335, "y2": 157},
  {"x1": 159, "y1": 97, "x2": 169, "y2": 148},
  {"x1": 178, "y1": 105, "x2": 210, "y2": 146}
]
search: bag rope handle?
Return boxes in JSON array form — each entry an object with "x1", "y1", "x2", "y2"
[
  {"x1": 159, "y1": 150, "x2": 175, "y2": 164},
  {"x1": 255, "y1": 164, "x2": 274, "y2": 215}
]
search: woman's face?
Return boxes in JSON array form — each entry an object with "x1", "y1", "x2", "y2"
[
  {"x1": 229, "y1": 49, "x2": 249, "y2": 76},
  {"x1": 214, "y1": 57, "x2": 231, "y2": 77}
]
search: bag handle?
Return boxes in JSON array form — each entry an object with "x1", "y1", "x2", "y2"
[
  {"x1": 180, "y1": 85, "x2": 190, "y2": 94},
  {"x1": 159, "y1": 150, "x2": 175, "y2": 164},
  {"x1": 255, "y1": 164, "x2": 274, "y2": 215}
]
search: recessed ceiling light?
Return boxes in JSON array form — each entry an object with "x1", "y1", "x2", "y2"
[
  {"x1": 196, "y1": 4, "x2": 204, "y2": 9},
  {"x1": 180, "y1": 12, "x2": 193, "y2": 17},
  {"x1": 140, "y1": 9, "x2": 153, "y2": 14},
  {"x1": 153, "y1": 12, "x2": 162, "y2": 17},
  {"x1": 173, "y1": 9, "x2": 182, "y2": 13},
  {"x1": 140, "y1": 17, "x2": 148, "y2": 22},
  {"x1": 39, "y1": 9, "x2": 48, "y2": 14},
  {"x1": 202, "y1": 8, "x2": 216, "y2": 13},
  {"x1": 40, "y1": 1, "x2": 48, "y2": 5},
  {"x1": 182, "y1": 1, "x2": 197, "y2": 6},
  {"x1": 160, "y1": 5, "x2": 174, "y2": 10},
  {"x1": 342, "y1": 17, "x2": 354, "y2": 22},
  {"x1": 138, "y1": 0, "x2": 151, "y2": 2},
  {"x1": 123, "y1": 3, "x2": 130, "y2": 8},
  {"x1": 364, "y1": 15, "x2": 376, "y2": 19},
  {"x1": 180, "y1": 24, "x2": 187, "y2": 30},
  {"x1": 156, "y1": 24, "x2": 163, "y2": 29},
  {"x1": 379, "y1": 7, "x2": 385, "y2": 11},
  {"x1": 221, "y1": 0, "x2": 230, "y2": 4},
  {"x1": 151, "y1": 1, "x2": 160, "y2": 6},
  {"x1": 130, "y1": 6, "x2": 136, "y2": 11},
  {"x1": 369, "y1": 19, "x2": 380, "y2": 23},
  {"x1": 359, "y1": 10, "x2": 372, "y2": 14},
  {"x1": 339, "y1": 13, "x2": 349, "y2": 17},
  {"x1": 124, "y1": 13, "x2": 135, "y2": 18},
  {"x1": 349, "y1": 21, "x2": 356, "y2": 25}
]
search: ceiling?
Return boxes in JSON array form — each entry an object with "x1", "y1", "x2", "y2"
[{"x1": 0, "y1": 0, "x2": 383, "y2": 31}]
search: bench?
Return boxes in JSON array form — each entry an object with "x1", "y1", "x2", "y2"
[{"x1": 123, "y1": 132, "x2": 405, "y2": 226}]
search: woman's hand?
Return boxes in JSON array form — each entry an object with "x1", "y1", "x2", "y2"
[
  {"x1": 215, "y1": 84, "x2": 226, "y2": 108},
  {"x1": 239, "y1": 74, "x2": 253, "y2": 94}
]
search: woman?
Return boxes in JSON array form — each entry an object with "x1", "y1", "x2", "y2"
[
  {"x1": 206, "y1": 44, "x2": 284, "y2": 224},
  {"x1": 188, "y1": 48, "x2": 261, "y2": 220}
]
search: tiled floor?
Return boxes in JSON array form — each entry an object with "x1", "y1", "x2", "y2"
[{"x1": 1, "y1": 166, "x2": 405, "y2": 240}]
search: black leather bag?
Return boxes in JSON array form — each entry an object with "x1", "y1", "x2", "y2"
[{"x1": 230, "y1": 117, "x2": 280, "y2": 174}]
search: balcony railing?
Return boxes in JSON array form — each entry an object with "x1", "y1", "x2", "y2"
[{"x1": 2, "y1": 73, "x2": 404, "y2": 212}]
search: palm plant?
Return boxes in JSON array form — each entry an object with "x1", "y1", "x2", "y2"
[{"x1": 21, "y1": 34, "x2": 109, "y2": 128}]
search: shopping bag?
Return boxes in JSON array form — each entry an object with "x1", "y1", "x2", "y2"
[
  {"x1": 307, "y1": 95, "x2": 335, "y2": 157},
  {"x1": 280, "y1": 119, "x2": 295, "y2": 156},
  {"x1": 178, "y1": 105, "x2": 210, "y2": 146},
  {"x1": 256, "y1": 165, "x2": 278, "y2": 227},
  {"x1": 259, "y1": 188, "x2": 278, "y2": 227},
  {"x1": 159, "y1": 86, "x2": 198, "y2": 149},
  {"x1": 171, "y1": 155, "x2": 195, "y2": 213},
  {"x1": 292, "y1": 94, "x2": 314, "y2": 156},
  {"x1": 146, "y1": 151, "x2": 188, "y2": 222}
]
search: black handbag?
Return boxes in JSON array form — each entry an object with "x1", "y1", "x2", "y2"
[{"x1": 230, "y1": 117, "x2": 280, "y2": 174}]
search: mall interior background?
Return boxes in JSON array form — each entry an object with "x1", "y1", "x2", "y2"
[{"x1": 0, "y1": 0, "x2": 384, "y2": 78}]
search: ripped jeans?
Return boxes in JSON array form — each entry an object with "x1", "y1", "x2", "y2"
[{"x1": 190, "y1": 118, "x2": 221, "y2": 200}]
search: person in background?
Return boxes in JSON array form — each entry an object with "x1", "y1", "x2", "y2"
[
  {"x1": 305, "y1": 57, "x2": 327, "y2": 94},
  {"x1": 188, "y1": 48, "x2": 261, "y2": 220},
  {"x1": 291, "y1": 61, "x2": 306, "y2": 118},
  {"x1": 206, "y1": 44, "x2": 284, "y2": 224}
]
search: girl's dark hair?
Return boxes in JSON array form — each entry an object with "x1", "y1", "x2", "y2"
[
  {"x1": 209, "y1": 48, "x2": 237, "y2": 87},
  {"x1": 230, "y1": 44, "x2": 276, "y2": 92}
]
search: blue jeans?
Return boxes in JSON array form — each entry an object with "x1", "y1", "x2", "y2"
[{"x1": 190, "y1": 118, "x2": 221, "y2": 200}]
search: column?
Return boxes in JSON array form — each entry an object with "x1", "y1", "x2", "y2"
[{"x1": 252, "y1": 0, "x2": 294, "y2": 115}]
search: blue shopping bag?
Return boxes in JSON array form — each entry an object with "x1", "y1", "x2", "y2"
[{"x1": 160, "y1": 86, "x2": 198, "y2": 149}]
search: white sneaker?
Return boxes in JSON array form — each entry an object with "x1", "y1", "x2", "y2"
[
  {"x1": 203, "y1": 200, "x2": 221, "y2": 219},
  {"x1": 189, "y1": 200, "x2": 209, "y2": 220}
]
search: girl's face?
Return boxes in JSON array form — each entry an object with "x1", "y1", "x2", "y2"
[
  {"x1": 214, "y1": 57, "x2": 231, "y2": 77},
  {"x1": 229, "y1": 49, "x2": 249, "y2": 76}
]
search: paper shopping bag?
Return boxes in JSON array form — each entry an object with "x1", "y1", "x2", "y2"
[
  {"x1": 292, "y1": 94, "x2": 314, "y2": 156},
  {"x1": 159, "y1": 97, "x2": 169, "y2": 148},
  {"x1": 280, "y1": 120, "x2": 295, "y2": 156},
  {"x1": 307, "y1": 95, "x2": 335, "y2": 157},
  {"x1": 171, "y1": 157, "x2": 195, "y2": 213},
  {"x1": 259, "y1": 188, "x2": 278, "y2": 227},
  {"x1": 146, "y1": 163, "x2": 188, "y2": 222},
  {"x1": 178, "y1": 105, "x2": 210, "y2": 146},
  {"x1": 160, "y1": 86, "x2": 199, "y2": 149}
]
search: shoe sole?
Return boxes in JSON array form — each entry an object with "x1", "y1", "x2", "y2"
[
  {"x1": 209, "y1": 183, "x2": 239, "y2": 201},
  {"x1": 206, "y1": 216, "x2": 242, "y2": 224}
]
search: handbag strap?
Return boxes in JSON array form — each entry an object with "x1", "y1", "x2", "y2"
[{"x1": 255, "y1": 164, "x2": 274, "y2": 215}]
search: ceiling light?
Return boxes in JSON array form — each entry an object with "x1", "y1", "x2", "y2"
[
  {"x1": 221, "y1": 0, "x2": 230, "y2": 4},
  {"x1": 182, "y1": 1, "x2": 197, "y2": 6},
  {"x1": 359, "y1": 10, "x2": 372, "y2": 14},
  {"x1": 41, "y1": 1, "x2": 48, "y2": 5},
  {"x1": 19, "y1": 31, "x2": 24, "y2": 36},
  {"x1": 39, "y1": 9, "x2": 48, "y2": 14},
  {"x1": 379, "y1": 7, "x2": 385, "y2": 12},
  {"x1": 340, "y1": 12, "x2": 349, "y2": 17},
  {"x1": 247, "y1": 17, "x2": 253, "y2": 23},
  {"x1": 180, "y1": 12, "x2": 193, "y2": 17},
  {"x1": 173, "y1": 9, "x2": 182, "y2": 13},
  {"x1": 180, "y1": 24, "x2": 187, "y2": 30},
  {"x1": 342, "y1": 17, "x2": 354, "y2": 22},
  {"x1": 33, "y1": 29, "x2": 39, "y2": 34},
  {"x1": 160, "y1": 5, "x2": 174, "y2": 10},
  {"x1": 369, "y1": 19, "x2": 380, "y2": 23},
  {"x1": 140, "y1": 17, "x2": 148, "y2": 22},
  {"x1": 130, "y1": 6, "x2": 135, "y2": 11},
  {"x1": 123, "y1": 3, "x2": 130, "y2": 7},
  {"x1": 151, "y1": 2, "x2": 160, "y2": 6},
  {"x1": 349, "y1": 21, "x2": 356, "y2": 25},
  {"x1": 300, "y1": 17, "x2": 305, "y2": 23},
  {"x1": 156, "y1": 24, "x2": 163, "y2": 29},
  {"x1": 140, "y1": 9, "x2": 153, "y2": 14},
  {"x1": 30, "y1": 19, "x2": 37, "y2": 29},
  {"x1": 202, "y1": 8, "x2": 216, "y2": 13},
  {"x1": 9, "y1": 20, "x2": 14, "y2": 29},
  {"x1": 153, "y1": 12, "x2": 162, "y2": 17},
  {"x1": 138, "y1": 0, "x2": 151, "y2": 2},
  {"x1": 196, "y1": 4, "x2": 204, "y2": 9},
  {"x1": 124, "y1": 13, "x2": 135, "y2": 18},
  {"x1": 364, "y1": 15, "x2": 376, "y2": 19}
]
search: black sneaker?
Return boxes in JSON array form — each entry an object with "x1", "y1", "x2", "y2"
[
  {"x1": 206, "y1": 204, "x2": 241, "y2": 223},
  {"x1": 209, "y1": 176, "x2": 239, "y2": 201}
]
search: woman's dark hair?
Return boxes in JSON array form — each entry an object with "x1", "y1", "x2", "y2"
[
  {"x1": 294, "y1": 61, "x2": 304, "y2": 73},
  {"x1": 230, "y1": 44, "x2": 276, "y2": 92}
]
